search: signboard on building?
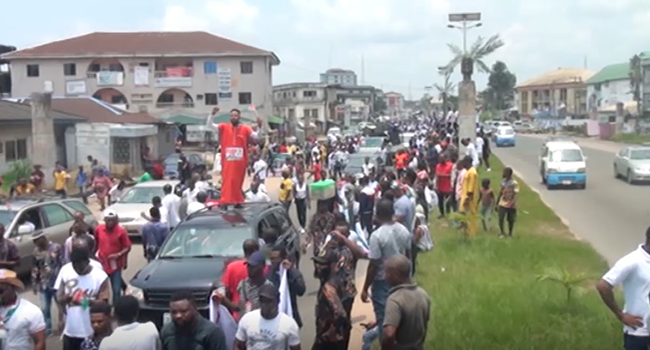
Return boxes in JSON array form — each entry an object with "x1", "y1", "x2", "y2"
[
  {"x1": 154, "y1": 77, "x2": 192, "y2": 88},
  {"x1": 218, "y1": 68, "x2": 232, "y2": 100},
  {"x1": 66, "y1": 80, "x2": 86, "y2": 95},
  {"x1": 97, "y1": 72, "x2": 124, "y2": 86}
]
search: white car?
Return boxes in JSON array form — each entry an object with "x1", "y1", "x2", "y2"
[
  {"x1": 105, "y1": 180, "x2": 179, "y2": 236},
  {"x1": 613, "y1": 146, "x2": 650, "y2": 184},
  {"x1": 539, "y1": 141, "x2": 587, "y2": 189}
]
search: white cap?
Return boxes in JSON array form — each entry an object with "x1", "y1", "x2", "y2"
[{"x1": 103, "y1": 209, "x2": 118, "y2": 218}]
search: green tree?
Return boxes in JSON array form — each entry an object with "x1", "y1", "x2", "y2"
[
  {"x1": 0, "y1": 44, "x2": 16, "y2": 95},
  {"x1": 440, "y1": 34, "x2": 505, "y2": 80},
  {"x1": 434, "y1": 72, "x2": 456, "y2": 112},
  {"x1": 629, "y1": 54, "x2": 643, "y2": 119},
  {"x1": 487, "y1": 61, "x2": 517, "y2": 110}
]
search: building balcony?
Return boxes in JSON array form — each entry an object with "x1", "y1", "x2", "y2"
[
  {"x1": 86, "y1": 71, "x2": 125, "y2": 87},
  {"x1": 153, "y1": 68, "x2": 193, "y2": 88}
]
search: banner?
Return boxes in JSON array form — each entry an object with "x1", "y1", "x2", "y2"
[
  {"x1": 66, "y1": 80, "x2": 86, "y2": 95},
  {"x1": 97, "y1": 71, "x2": 123, "y2": 86},
  {"x1": 134, "y1": 66, "x2": 149, "y2": 86},
  {"x1": 279, "y1": 266, "x2": 294, "y2": 318},
  {"x1": 209, "y1": 300, "x2": 237, "y2": 350},
  {"x1": 218, "y1": 68, "x2": 232, "y2": 100}
]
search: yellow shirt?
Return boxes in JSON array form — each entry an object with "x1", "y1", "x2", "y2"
[
  {"x1": 54, "y1": 171, "x2": 68, "y2": 190},
  {"x1": 15, "y1": 183, "x2": 36, "y2": 195},
  {"x1": 279, "y1": 178, "x2": 293, "y2": 202},
  {"x1": 460, "y1": 167, "x2": 479, "y2": 211},
  {"x1": 286, "y1": 145, "x2": 296, "y2": 155}
]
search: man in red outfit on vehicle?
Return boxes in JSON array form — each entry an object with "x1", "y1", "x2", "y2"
[{"x1": 211, "y1": 107, "x2": 262, "y2": 206}]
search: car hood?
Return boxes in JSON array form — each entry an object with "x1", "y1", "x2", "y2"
[
  {"x1": 106, "y1": 203, "x2": 150, "y2": 220},
  {"x1": 130, "y1": 257, "x2": 229, "y2": 290},
  {"x1": 630, "y1": 159, "x2": 650, "y2": 167}
]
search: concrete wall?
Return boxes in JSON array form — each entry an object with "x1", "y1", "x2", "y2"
[{"x1": 9, "y1": 55, "x2": 275, "y2": 121}]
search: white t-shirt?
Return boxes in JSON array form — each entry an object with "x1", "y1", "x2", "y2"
[
  {"x1": 253, "y1": 160, "x2": 268, "y2": 181},
  {"x1": 475, "y1": 137, "x2": 485, "y2": 154},
  {"x1": 161, "y1": 194, "x2": 181, "y2": 227},
  {"x1": 99, "y1": 322, "x2": 160, "y2": 350},
  {"x1": 235, "y1": 309, "x2": 301, "y2": 350},
  {"x1": 362, "y1": 163, "x2": 375, "y2": 176},
  {"x1": 186, "y1": 202, "x2": 206, "y2": 216},
  {"x1": 465, "y1": 143, "x2": 480, "y2": 167},
  {"x1": 603, "y1": 245, "x2": 650, "y2": 336},
  {"x1": 54, "y1": 263, "x2": 108, "y2": 338},
  {"x1": 0, "y1": 299, "x2": 45, "y2": 350},
  {"x1": 245, "y1": 190, "x2": 271, "y2": 203}
]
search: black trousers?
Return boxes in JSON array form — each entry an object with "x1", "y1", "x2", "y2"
[
  {"x1": 342, "y1": 297, "x2": 355, "y2": 350},
  {"x1": 360, "y1": 213, "x2": 373, "y2": 233},
  {"x1": 437, "y1": 191, "x2": 452, "y2": 216},
  {"x1": 313, "y1": 342, "x2": 347, "y2": 350},
  {"x1": 295, "y1": 198, "x2": 307, "y2": 228},
  {"x1": 624, "y1": 334, "x2": 650, "y2": 350},
  {"x1": 63, "y1": 335, "x2": 84, "y2": 350},
  {"x1": 483, "y1": 152, "x2": 491, "y2": 169},
  {"x1": 498, "y1": 206, "x2": 517, "y2": 236}
]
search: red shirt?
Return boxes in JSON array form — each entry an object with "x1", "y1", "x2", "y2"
[
  {"x1": 95, "y1": 224, "x2": 132, "y2": 274},
  {"x1": 221, "y1": 259, "x2": 248, "y2": 320},
  {"x1": 395, "y1": 153, "x2": 409, "y2": 169},
  {"x1": 435, "y1": 161, "x2": 453, "y2": 193},
  {"x1": 312, "y1": 163, "x2": 322, "y2": 181}
]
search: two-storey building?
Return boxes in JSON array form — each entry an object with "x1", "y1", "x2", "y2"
[{"x1": 1, "y1": 31, "x2": 280, "y2": 121}]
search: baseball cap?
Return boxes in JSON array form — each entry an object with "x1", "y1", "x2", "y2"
[
  {"x1": 312, "y1": 248, "x2": 338, "y2": 265},
  {"x1": 246, "y1": 251, "x2": 266, "y2": 267},
  {"x1": 258, "y1": 283, "x2": 279, "y2": 299},
  {"x1": 103, "y1": 209, "x2": 118, "y2": 219}
]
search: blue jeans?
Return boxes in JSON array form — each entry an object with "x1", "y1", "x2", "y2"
[
  {"x1": 371, "y1": 279, "x2": 391, "y2": 338},
  {"x1": 624, "y1": 334, "x2": 649, "y2": 350},
  {"x1": 362, "y1": 326, "x2": 380, "y2": 350},
  {"x1": 109, "y1": 270, "x2": 122, "y2": 304},
  {"x1": 39, "y1": 288, "x2": 58, "y2": 335}
]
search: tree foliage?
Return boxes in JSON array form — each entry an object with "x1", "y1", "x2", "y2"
[
  {"x1": 482, "y1": 61, "x2": 517, "y2": 111},
  {"x1": 0, "y1": 44, "x2": 16, "y2": 94},
  {"x1": 629, "y1": 54, "x2": 643, "y2": 117},
  {"x1": 440, "y1": 34, "x2": 505, "y2": 78},
  {"x1": 434, "y1": 72, "x2": 456, "y2": 111}
]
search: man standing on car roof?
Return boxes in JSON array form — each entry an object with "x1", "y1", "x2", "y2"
[{"x1": 210, "y1": 106, "x2": 262, "y2": 207}]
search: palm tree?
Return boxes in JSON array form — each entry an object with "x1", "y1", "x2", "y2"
[
  {"x1": 439, "y1": 34, "x2": 505, "y2": 81},
  {"x1": 629, "y1": 54, "x2": 643, "y2": 122},
  {"x1": 434, "y1": 72, "x2": 457, "y2": 112}
]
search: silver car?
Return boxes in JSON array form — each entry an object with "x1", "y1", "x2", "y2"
[
  {"x1": 0, "y1": 198, "x2": 96, "y2": 275},
  {"x1": 614, "y1": 146, "x2": 650, "y2": 184},
  {"x1": 106, "y1": 180, "x2": 179, "y2": 237}
]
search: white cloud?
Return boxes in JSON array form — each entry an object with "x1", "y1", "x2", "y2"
[
  {"x1": 160, "y1": 0, "x2": 260, "y2": 36},
  {"x1": 162, "y1": 5, "x2": 210, "y2": 31}
]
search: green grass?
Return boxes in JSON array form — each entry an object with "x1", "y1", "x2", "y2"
[
  {"x1": 609, "y1": 133, "x2": 650, "y2": 144},
  {"x1": 417, "y1": 157, "x2": 620, "y2": 350}
]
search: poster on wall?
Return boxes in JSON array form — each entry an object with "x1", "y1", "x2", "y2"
[
  {"x1": 218, "y1": 68, "x2": 232, "y2": 100},
  {"x1": 134, "y1": 66, "x2": 149, "y2": 86},
  {"x1": 66, "y1": 80, "x2": 86, "y2": 95}
]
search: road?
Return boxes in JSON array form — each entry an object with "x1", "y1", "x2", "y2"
[
  {"x1": 493, "y1": 134, "x2": 650, "y2": 264},
  {"x1": 22, "y1": 175, "x2": 372, "y2": 350}
]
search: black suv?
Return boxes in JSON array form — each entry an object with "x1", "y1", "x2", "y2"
[{"x1": 129, "y1": 202, "x2": 300, "y2": 328}]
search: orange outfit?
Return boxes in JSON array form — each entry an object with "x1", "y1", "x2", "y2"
[{"x1": 218, "y1": 123, "x2": 253, "y2": 204}]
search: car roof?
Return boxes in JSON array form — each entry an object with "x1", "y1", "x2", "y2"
[
  {"x1": 0, "y1": 197, "x2": 85, "y2": 211},
  {"x1": 546, "y1": 141, "x2": 581, "y2": 150},
  {"x1": 131, "y1": 180, "x2": 180, "y2": 188},
  {"x1": 183, "y1": 202, "x2": 283, "y2": 226}
]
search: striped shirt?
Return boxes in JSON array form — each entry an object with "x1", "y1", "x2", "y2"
[{"x1": 236, "y1": 278, "x2": 274, "y2": 316}]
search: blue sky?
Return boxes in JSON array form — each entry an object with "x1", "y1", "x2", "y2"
[{"x1": 2, "y1": 0, "x2": 650, "y2": 98}]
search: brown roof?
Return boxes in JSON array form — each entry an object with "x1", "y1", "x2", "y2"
[
  {"x1": 0, "y1": 100, "x2": 83, "y2": 122},
  {"x1": 3, "y1": 32, "x2": 279, "y2": 62},
  {"x1": 3, "y1": 97, "x2": 160, "y2": 124},
  {"x1": 517, "y1": 68, "x2": 595, "y2": 88}
]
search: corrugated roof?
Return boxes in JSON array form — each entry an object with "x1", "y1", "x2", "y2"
[
  {"x1": 586, "y1": 63, "x2": 630, "y2": 85},
  {"x1": 2, "y1": 32, "x2": 279, "y2": 63},
  {"x1": 0, "y1": 100, "x2": 83, "y2": 122},
  {"x1": 517, "y1": 68, "x2": 594, "y2": 88}
]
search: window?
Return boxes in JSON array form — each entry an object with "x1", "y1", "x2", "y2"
[
  {"x1": 205, "y1": 93, "x2": 218, "y2": 105},
  {"x1": 204, "y1": 61, "x2": 217, "y2": 74},
  {"x1": 89, "y1": 64, "x2": 100, "y2": 72},
  {"x1": 292, "y1": 91, "x2": 296, "y2": 97},
  {"x1": 303, "y1": 90, "x2": 317, "y2": 98},
  {"x1": 240, "y1": 61, "x2": 253, "y2": 74},
  {"x1": 0, "y1": 142, "x2": 3, "y2": 154},
  {"x1": 560, "y1": 89, "x2": 568, "y2": 102},
  {"x1": 4, "y1": 139, "x2": 27, "y2": 162},
  {"x1": 63, "y1": 200, "x2": 92, "y2": 216},
  {"x1": 64, "y1": 63, "x2": 76, "y2": 76},
  {"x1": 112, "y1": 137, "x2": 131, "y2": 164},
  {"x1": 111, "y1": 95, "x2": 126, "y2": 104},
  {"x1": 42, "y1": 204, "x2": 73, "y2": 227},
  {"x1": 16, "y1": 139, "x2": 27, "y2": 160},
  {"x1": 27, "y1": 64, "x2": 39, "y2": 77},
  {"x1": 239, "y1": 92, "x2": 252, "y2": 105},
  {"x1": 139, "y1": 62, "x2": 149, "y2": 67},
  {"x1": 109, "y1": 64, "x2": 123, "y2": 71},
  {"x1": 312, "y1": 109, "x2": 319, "y2": 120},
  {"x1": 159, "y1": 94, "x2": 174, "y2": 103}
]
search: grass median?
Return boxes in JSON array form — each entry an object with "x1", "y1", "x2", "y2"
[
  {"x1": 609, "y1": 133, "x2": 650, "y2": 144},
  {"x1": 417, "y1": 156, "x2": 620, "y2": 350}
]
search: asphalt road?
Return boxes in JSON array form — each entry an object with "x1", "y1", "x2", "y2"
[
  {"x1": 22, "y1": 175, "x2": 371, "y2": 350},
  {"x1": 493, "y1": 135, "x2": 650, "y2": 264}
]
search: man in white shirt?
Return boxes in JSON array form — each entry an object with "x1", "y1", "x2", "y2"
[
  {"x1": 161, "y1": 184, "x2": 181, "y2": 228},
  {"x1": 245, "y1": 180, "x2": 271, "y2": 203},
  {"x1": 597, "y1": 227, "x2": 650, "y2": 350},
  {"x1": 99, "y1": 295, "x2": 160, "y2": 350},
  {"x1": 475, "y1": 136, "x2": 485, "y2": 168},
  {"x1": 362, "y1": 156, "x2": 375, "y2": 177},
  {"x1": 253, "y1": 156, "x2": 268, "y2": 185},
  {"x1": 234, "y1": 284, "x2": 301, "y2": 350},
  {"x1": 186, "y1": 191, "x2": 208, "y2": 216},
  {"x1": 0, "y1": 269, "x2": 46, "y2": 350},
  {"x1": 461, "y1": 138, "x2": 480, "y2": 168}
]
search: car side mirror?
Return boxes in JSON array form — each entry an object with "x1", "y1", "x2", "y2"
[{"x1": 18, "y1": 224, "x2": 34, "y2": 235}]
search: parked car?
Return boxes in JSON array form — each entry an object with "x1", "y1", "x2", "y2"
[
  {"x1": 163, "y1": 152, "x2": 206, "y2": 179},
  {"x1": 614, "y1": 146, "x2": 650, "y2": 184},
  {"x1": 128, "y1": 202, "x2": 301, "y2": 328},
  {"x1": 0, "y1": 197, "x2": 96, "y2": 275},
  {"x1": 539, "y1": 141, "x2": 587, "y2": 189}
]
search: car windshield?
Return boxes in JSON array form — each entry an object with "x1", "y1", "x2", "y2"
[
  {"x1": 119, "y1": 187, "x2": 164, "y2": 204},
  {"x1": 550, "y1": 149, "x2": 583, "y2": 162},
  {"x1": 630, "y1": 150, "x2": 650, "y2": 160},
  {"x1": 159, "y1": 225, "x2": 254, "y2": 258},
  {"x1": 347, "y1": 156, "x2": 366, "y2": 167},
  {"x1": 0, "y1": 210, "x2": 16, "y2": 227},
  {"x1": 499, "y1": 128, "x2": 514, "y2": 135},
  {"x1": 362, "y1": 138, "x2": 383, "y2": 148},
  {"x1": 164, "y1": 154, "x2": 180, "y2": 166}
]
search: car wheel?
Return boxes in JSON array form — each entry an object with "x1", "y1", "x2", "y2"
[
  {"x1": 614, "y1": 165, "x2": 619, "y2": 179},
  {"x1": 546, "y1": 182, "x2": 553, "y2": 190},
  {"x1": 578, "y1": 183, "x2": 586, "y2": 190},
  {"x1": 627, "y1": 170, "x2": 634, "y2": 185},
  {"x1": 541, "y1": 169, "x2": 547, "y2": 184}
]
